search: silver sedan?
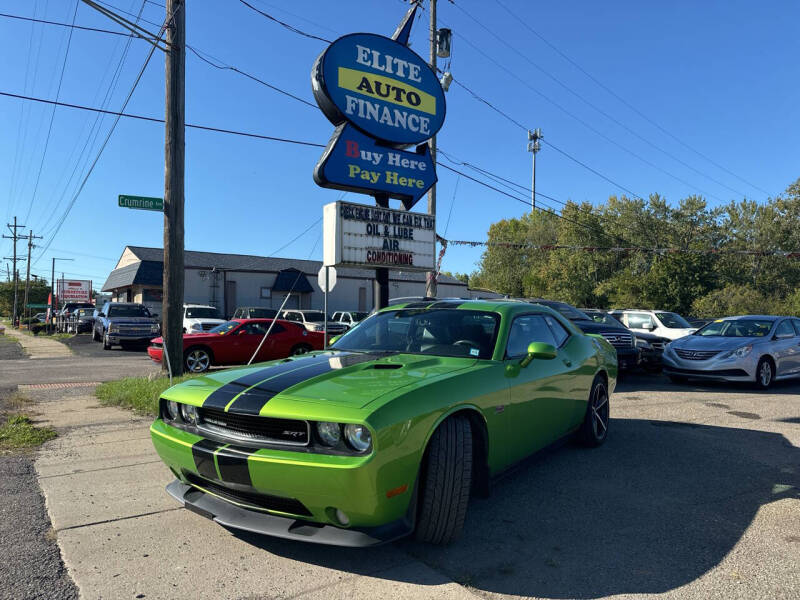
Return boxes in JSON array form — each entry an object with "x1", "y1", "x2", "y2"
[{"x1": 662, "y1": 315, "x2": 800, "y2": 388}]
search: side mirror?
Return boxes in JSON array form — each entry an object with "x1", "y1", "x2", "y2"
[
  {"x1": 645, "y1": 322, "x2": 656, "y2": 331},
  {"x1": 520, "y1": 341, "x2": 557, "y2": 367}
]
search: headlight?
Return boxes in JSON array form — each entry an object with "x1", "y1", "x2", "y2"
[
  {"x1": 723, "y1": 344, "x2": 753, "y2": 359},
  {"x1": 190, "y1": 323, "x2": 203, "y2": 331},
  {"x1": 150, "y1": 324, "x2": 160, "y2": 333},
  {"x1": 165, "y1": 400, "x2": 180, "y2": 421},
  {"x1": 317, "y1": 422, "x2": 341, "y2": 446},
  {"x1": 108, "y1": 324, "x2": 117, "y2": 333},
  {"x1": 344, "y1": 424, "x2": 372, "y2": 453},
  {"x1": 181, "y1": 404, "x2": 199, "y2": 426}
]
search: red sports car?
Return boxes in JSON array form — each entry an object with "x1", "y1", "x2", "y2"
[{"x1": 147, "y1": 319, "x2": 325, "y2": 373}]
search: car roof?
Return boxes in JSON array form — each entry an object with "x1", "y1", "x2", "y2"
[
  {"x1": 716, "y1": 315, "x2": 783, "y2": 321},
  {"x1": 378, "y1": 298, "x2": 553, "y2": 316}
]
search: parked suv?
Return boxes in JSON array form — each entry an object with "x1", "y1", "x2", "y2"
[
  {"x1": 331, "y1": 311, "x2": 368, "y2": 329},
  {"x1": 280, "y1": 309, "x2": 348, "y2": 334},
  {"x1": 93, "y1": 302, "x2": 160, "y2": 350},
  {"x1": 530, "y1": 299, "x2": 641, "y2": 373},
  {"x1": 183, "y1": 304, "x2": 225, "y2": 333},
  {"x1": 608, "y1": 309, "x2": 696, "y2": 341},
  {"x1": 59, "y1": 302, "x2": 95, "y2": 318},
  {"x1": 232, "y1": 307, "x2": 278, "y2": 320}
]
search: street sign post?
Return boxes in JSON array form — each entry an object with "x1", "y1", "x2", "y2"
[
  {"x1": 118, "y1": 195, "x2": 164, "y2": 211},
  {"x1": 318, "y1": 266, "x2": 337, "y2": 348}
]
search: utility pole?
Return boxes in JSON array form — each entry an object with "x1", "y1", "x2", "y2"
[
  {"x1": 163, "y1": 0, "x2": 185, "y2": 376},
  {"x1": 23, "y1": 231, "x2": 42, "y2": 325},
  {"x1": 527, "y1": 129, "x2": 543, "y2": 213},
  {"x1": 425, "y1": 0, "x2": 438, "y2": 299},
  {"x1": 3, "y1": 217, "x2": 26, "y2": 327}
]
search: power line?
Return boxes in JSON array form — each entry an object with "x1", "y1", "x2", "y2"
[
  {"x1": 449, "y1": 0, "x2": 750, "y2": 201},
  {"x1": 33, "y1": 9, "x2": 172, "y2": 265},
  {"x1": 0, "y1": 91, "x2": 327, "y2": 148},
  {"x1": 0, "y1": 10, "x2": 133, "y2": 36},
  {"x1": 24, "y1": 1, "x2": 80, "y2": 225},
  {"x1": 492, "y1": 0, "x2": 772, "y2": 198},
  {"x1": 237, "y1": 0, "x2": 332, "y2": 43}
]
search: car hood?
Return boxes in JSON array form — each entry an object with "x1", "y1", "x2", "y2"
[
  {"x1": 671, "y1": 335, "x2": 763, "y2": 351},
  {"x1": 662, "y1": 327, "x2": 697, "y2": 339},
  {"x1": 162, "y1": 351, "x2": 476, "y2": 413},
  {"x1": 633, "y1": 331, "x2": 670, "y2": 343},
  {"x1": 572, "y1": 319, "x2": 628, "y2": 334},
  {"x1": 185, "y1": 317, "x2": 225, "y2": 324}
]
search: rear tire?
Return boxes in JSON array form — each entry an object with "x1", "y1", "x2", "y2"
[
  {"x1": 578, "y1": 376, "x2": 610, "y2": 447},
  {"x1": 184, "y1": 347, "x2": 212, "y2": 373},
  {"x1": 415, "y1": 415, "x2": 473, "y2": 545}
]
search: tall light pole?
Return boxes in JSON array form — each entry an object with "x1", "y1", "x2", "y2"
[
  {"x1": 425, "y1": 0, "x2": 438, "y2": 299},
  {"x1": 527, "y1": 129, "x2": 542, "y2": 213}
]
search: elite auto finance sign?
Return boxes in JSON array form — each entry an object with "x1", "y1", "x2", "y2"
[
  {"x1": 312, "y1": 33, "x2": 445, "y2": 145},
  {"x1": 323, "y1": 201, "x2": 435, "y2": 271},
  {"x1": 312, "y1": 7, "x2": 445, "y2": 210}
]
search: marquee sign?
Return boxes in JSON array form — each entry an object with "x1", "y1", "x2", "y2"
[
  {"x1": 312, "y1": 5, "x2": 445, "y2": 210},
  {"x1": 323, "y1": 201, "x2": 435, "y2": 272}
]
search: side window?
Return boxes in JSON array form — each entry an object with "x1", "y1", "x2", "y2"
[
  {"x1": 775, "y1": 320, "x2": 795, "y2": 338},
  {"x1": 332, "y1": 312, "x2": 341, "y2": 321},
  {"x1": 286, "y1": 312, "x2": 300, "y2": 322},
  {"x1": 505, "y1": 315, "x2": 557, "y2": 358},
  {"x1": 627, "y1": 313, "x2": 653, "y2": 329},
  {"x1": 233, "y1": 309, "x2": 242, "y2": 319},
  {"x1": 543, "y1": 315, "x2": 569, "y2": 347}
]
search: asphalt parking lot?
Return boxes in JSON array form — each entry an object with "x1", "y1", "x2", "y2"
[{"x1": 2, "y1": 330, "x2": 798, "y2": 599}]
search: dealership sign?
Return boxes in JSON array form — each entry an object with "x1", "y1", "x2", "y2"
[
  {"x1": 323, "y1": 201, "x2": 434, "y2": 271},
  {"x1": 57, "y1": 279, "x2": 91, "y2": 303},
  {"x1": 312, "y1": 5, "x2": 445, "y2": 210}
]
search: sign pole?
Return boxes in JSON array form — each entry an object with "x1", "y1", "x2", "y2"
[
  {"x1": 425, "y1": 0, "x2": 438, "y2": 299},
  {"x1": 324, "y1": 266, "x2": 329, "y2": 347},
  {"x1": 373, "y1": 194, "x2": 390, "y2": 310}
]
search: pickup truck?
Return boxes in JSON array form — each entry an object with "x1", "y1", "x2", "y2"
[{"x1": 93, "y1": 302, "x2": 160, "y2": 350}]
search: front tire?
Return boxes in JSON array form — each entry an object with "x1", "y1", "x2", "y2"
[
  {"x1": 755, "y1": 357, "x2": 774, "y2": 389},
  {"x1": 184, "y1": 347, "x2": 212, "y2": 373},
  {"x1": 415, "y1": 415, "x2": 473, "y2": 545},
  {"x1": 578, "y1": 376, "x2": 610, "y2": 447},
  {"x1": 92, "y1": 328, "x2": 100, "y2": 342},
  {"x1": 290, "y1": 344, "x2": 312, "y2": 356}
]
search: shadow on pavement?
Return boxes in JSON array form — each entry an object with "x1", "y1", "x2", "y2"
[
  {"x1": 228, "y1": 418, "x2": 799, "y2": 598},
  {"x1": 616, "y1": 372, "x2": 799, "y2": 395},
  {"x1": 61, "y1": 334, "x2": 150, "y2": 357}
]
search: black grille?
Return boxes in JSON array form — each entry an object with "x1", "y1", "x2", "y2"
[
  {"x1": 650, "y1": 341, "x2": 665, "y2": 351},
  {"x1": 675, "y1": 349, "x2": 720, "y2": 360},
  {"x1": 184, "y1": 472, "x2": 311, "y2": 516},
  {"x1": 198, "y1": 407, "x2": 309, "y2": 446},
  {"x1": 201, "y1": 323, "x2": 217, "y2": 331},
  {"x1": 600, "y1": 331, "x2": 633, "y2": 348}
]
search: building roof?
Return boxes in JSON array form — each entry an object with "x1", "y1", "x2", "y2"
[
  {"x1": 103, "y1": 246, "x2": 467, "y2": 291},
  {"x1": 102, "y1": 260, "x2": 162, "y2": 291}
]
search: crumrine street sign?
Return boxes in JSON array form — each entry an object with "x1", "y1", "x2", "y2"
[{"x1": 311, "y1": 6, "x2": 445, "y2": 210}]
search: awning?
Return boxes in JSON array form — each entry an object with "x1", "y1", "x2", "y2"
[{"x1": 272, "y1": 268, "x2": 313, "y2": 293}]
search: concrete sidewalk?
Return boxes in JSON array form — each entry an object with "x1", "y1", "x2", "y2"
[
  {"x1": 4, "y1": 327, "x2": 72, "y2": 359},
  {"x1": 33, "y1": 388, "x2": 473, "y2": 600}
]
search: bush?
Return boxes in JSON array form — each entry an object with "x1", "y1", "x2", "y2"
[
  {"x1": 95, "y1": 373, "x2": 197, "y2": 415},
  {"x1": 30, "y1": 323, "x2": 46, "y2": 335}
]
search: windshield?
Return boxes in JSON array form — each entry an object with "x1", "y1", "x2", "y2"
[
  {"x1": 695, "y1": 319, "x2": 773, "y2": 337},
  {"x1": 331, "y1": 309, "x2": 500, "y2": 359},
  {"x1": 107, "y1": 305, "x2": 150, "y2": 318},
  {"x1": 76, "y1": 309, "x2": 93, "y2": 318},
  {"x1": 208, "y1": 321, "x2": 241, "y2": 335},
  {"x1": 585, "y1": 313, "x2": 619, "y2": 326},
  {"x1": 538, "y1": 302, "x2": 590, "y2": 322},
  {"x1": 185, "y1": 307, "x2": 221, "y2": 319},
  {"x1": 300, "y1": 311, "x2": 326, "y2": 322},
  {"x1": 654, "y1": 312, "x2": 691, "y2": 328},
  {"x1": 351, "y1": 312, "x2": 368, "y2": 321},
  {"x1": 249, "y1": 308, "x2": 277, "y2": 318}
]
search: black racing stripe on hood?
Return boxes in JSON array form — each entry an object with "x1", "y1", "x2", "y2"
[
  {"x1": 215, "y1": 445, "x2": 253, "y2": 486},
  {"x1": 201, "y1": 358, "x2": 322, "y2": 410},
  {"x1": 191, "y1": 439, "x2": 222, "y2": 480},
  {"x1": 225, "y1": 358, "x2": 342, "y2": 416}
]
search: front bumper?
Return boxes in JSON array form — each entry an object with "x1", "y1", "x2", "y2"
[
  {"x1": 150, "y1": 419, "x2": 416, "y2": 544},
  {"x1": 107, "y1": 332, "x2": 158, "y2": 344},
  {"x1": 147, "y1": 345, "x2": 163, "y2": 363},
  {"x1": 662, "y1": 351, "x2": 755, "y2": 382},
  {"x1": 615, "y1": 347, "x2": 640, "y2": 372},
  {"x1": 166, "y1": 480, "x2": 411, "y2": 547}
]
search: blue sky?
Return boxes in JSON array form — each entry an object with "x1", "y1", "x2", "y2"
[{"x1": 1, "y1": 0, "x2": 798, "y2": 288}]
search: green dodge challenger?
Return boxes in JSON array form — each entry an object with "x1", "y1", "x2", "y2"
[{"x1": 151, "y1": 299, "x2": 617, "y2": 546}]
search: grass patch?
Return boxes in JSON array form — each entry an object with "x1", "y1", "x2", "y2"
[
  {"x1": 0, "y1": 415, "x2": 57, "y2": 451},
  {"x1": 95, "y1": 374, "x2": 197, "y2": 415}
]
